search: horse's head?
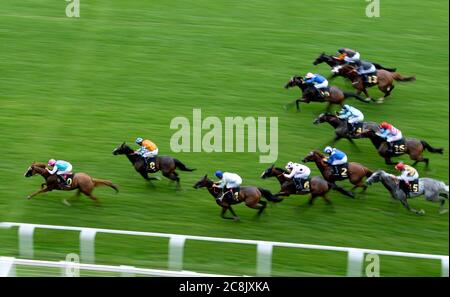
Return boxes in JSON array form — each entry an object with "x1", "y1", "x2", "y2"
[
  {"x1": 24, "y1": 162, "x2": 46, "y2": 177},
  {"x1": 302, "y1": 150, "x2": 324, "y2": 163},
  {"x1": 260, "y1": 164, "x2": 277, "y2": 179},
  {"x1": 313, "y1": 113, "x2": 331, "y2": 125},
  {"x1": 193, "y1": 174, "x2": 212, "y2": 189},
  {"x1": 284, "y1": 76, "x2": 303, "y2": 89},
  {"x1": 313, "y1": 52, "x2": 328, "y2": 65},
  {"x1": 365, "y1": 170, "x2": 385, "y2": 185},
  {"x1": 113, "y1": 142, "x2": 133, "y2": 155}
]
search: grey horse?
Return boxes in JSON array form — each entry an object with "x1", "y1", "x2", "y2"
[{"x1": 365, "y1": 170, "x2": 449, "y2": 215}]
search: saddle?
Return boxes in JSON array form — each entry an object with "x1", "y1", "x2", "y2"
[
  {"x1": 57, "y1": 173, "x2": 74, "y2": 188},
  {"x1": 318, "y1": 87, "x2": 330, "y2": 98},
  {"x1": 400, "y1": 179, "x2": 419, "y2": 197},
  {"x1": 351, "y1": 122, "x2": 364, "y2": 135},
  {"x1": 220, "y1": 188, "x2": 240, "y2": 204},
  {"x1": 363, "y1": 72, "x2": 378, "y2": 86},
  {"x1": 144, "y1": 157, "x2": 158, "y2": 173},
  {"x1": 331, "y1": 163, "x2": 349, "y2": 179},
  {"x1": 293, "y1": 177, "x2": 311, "y2": 193},
  {"x1": 390, "y1": 139, "x2": 406, "y2": 155}
]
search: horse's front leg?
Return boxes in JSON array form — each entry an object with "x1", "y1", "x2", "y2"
[
  {"x1": 27, "y1": 187, "x2": 51, "y2": 199},
  {"x1": 400, "y1": 198, "x2": 425, "y2": 215}
]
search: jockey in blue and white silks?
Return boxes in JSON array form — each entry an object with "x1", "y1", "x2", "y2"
[
  {"x1": 323, "y1": 146, "x2": 348, "y2": 166},
  {"x1": 338, "y1": 104, "x2": 364, "y2": 133},
  {"x1": 304, "y1": 72, "x2": 328, "y2": 98},
  {"x1": 213, "y1": 171, "x2": 243, "y2": 203}
]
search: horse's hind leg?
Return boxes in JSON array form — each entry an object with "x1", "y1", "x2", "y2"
[
  {"x1": 400, "y1": 199, "x2": 424, "y2": 215},
  {"x1": 321, "y1": 194, "x2": 332, "y2": 205},
  {"x1": 308, "y1": 194, "x2": 319, "y2": 205},
  {"x1": 163, "y1": 171, "x2": 181, "y2": 189}
]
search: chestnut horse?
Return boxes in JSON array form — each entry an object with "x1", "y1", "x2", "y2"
[
  {"x1": 302, "y1": 151, "x2": 372, "y2": 192},
  {"x1": 193, "y1": 175, "x2": 282, "y2": 221},
  {"x1": 113, "y1": 142, "x2": 195, "y2": 188},
  {"x1": 332, "y1": 64, "x2": 415, "y2": 103},
  {"x1": 284, "y1": 76, "x2": 369, "y2": 112},
  {"x1": 260, "y1": 164, "x2": 354, "y2": 204},
  {"x1": 357, "y1": 129, "x2": 444, "y2": 166},
  {"x1": 24, "y1": 162, "x2": 118, "y2": 204}
]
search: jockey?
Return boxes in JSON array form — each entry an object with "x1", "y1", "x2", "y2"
[
  {"x1": 323, "y1": 146, "x2": 348, "y2": 175},
  {"x1": 47, "y1": 159, "x2": 73, "y2": 187},
  {"x1": 336, "y1": 48, "x2": 361, "y2": 63},
  {"x1": 213, "y1": 170, "x2": 242, "y2": 203},
  {"x1": 351, "y1": 60, "x2": 377, "y2": 82},
  {"x1": 284, "y1": 161, "x2": 311, "y2": 191},
  {"x1": 338, "y1": 104, "x2": 364, "y2": 134},
  {"x1": 135, "y1": 137, "x2": 159, "y2": 160},
  {"x1": 394, "y1": 162, "x2": 419, "y2": 196},
  {"x1": 378, "y1": 122, "x2": 403, "y2": 153},
  {"x1": 304, "y1": 72, "x2": 329, "y2": 98}
]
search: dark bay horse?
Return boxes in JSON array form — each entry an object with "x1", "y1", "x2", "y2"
[
  {"x1": 332, "y1": 64, "x2": 415, "y2": 103},
  {"x1": 260, "y1": 164, "x2": 353, "y2": 204},
  {"x1": 357, "y1": 130, "x2": 444, "y2": 166},
  {"x1": 302, "y1": 151, "x2": 372, "y2": 192},
  {"x1": 313, "y1": 112, "x2": 379, "y2": 145},
  {"x1": 24, "y1": 162, "x2": 118, "y2": 204},
  {"x1": 284, "y1": 76, "x2": 369, "y2": 112},
  {"x1": 313, "y1": 53, "x2": 397, "y2": 72},
  {"x1": 113, "y1": 143, "x2": 195, "y2": 187},
  {"x1": 193, "y1": 175, "x2": 282, "y2": 221},
  {"x1": 366, "y1": 170, "x2": 449, "y2": 215}
]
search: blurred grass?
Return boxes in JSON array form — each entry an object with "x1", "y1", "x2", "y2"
[{"x1": 0, "y1": 0, "x2": 448, "y2": 276}]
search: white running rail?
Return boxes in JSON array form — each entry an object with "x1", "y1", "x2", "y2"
[
  {"x1": 0, "y1": 257, "x2": 233, "y2": 277},
  {"x1": 0, "y1": 222, "x2": 448, "y2": 277}
]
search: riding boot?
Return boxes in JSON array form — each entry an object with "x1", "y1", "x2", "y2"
[
  {"x1": 295, "y1": 178, "x2": 304, "y2": 191},
  {"x1": 347, "y1": 122, "x2": 354, "y2": 134}
]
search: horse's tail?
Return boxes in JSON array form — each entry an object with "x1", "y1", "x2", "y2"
[
  {"x1": 421, "y1": 140, "x2": 444, "y2": 154},
  {"x1": 174, "y1": 159, "x2": 196, "y2": 171},
  {"x1": 258, "y1": 188, "x2": 283, "y2": 203},
  {"x1": 327, "y1": 182, "x2": 355, "y2": 198},
  {"x1": 392, "y1": 72, "x2": 416, "y2": 82},
  {"x1": 92, "y1": 178, "x2": 119, "y2": 193},
  {"x1": 343, "y1": 91, "x2": 370, "y2": 103},
  {"x1": 373, "y1": 62, "x2": 396, "y2": 72}
]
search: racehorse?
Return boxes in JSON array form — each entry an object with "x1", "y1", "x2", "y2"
[
  {"x1": 24, "y1": 162, "x2": 118, "y2": 204},
  {"x1": 260, "y1": 164, "x2": 354, "y2": 204},
  {"x1": 193, "y1": 175, "x2": 282, "y2": 221},
  {"x1": 284, "y1": 76, "x2": 369, "y2": 112},
  {"x1": 313, "y1": 112, "x2": 379, "y2": 145},
  {"x1": 302, "y1": 151, "x2": 372, "y2": 192},
  {"x1": 365, "y1": 170, "x2": 449, "y2": 215},
  {"x1": 112, "y1": 142, "x2": 195, "y2": 188},
  {"x1": 331, "y1": 64, "x2": 415, "y2": 103},
  {"x1": 313, "y1": 52, "x2": 397, "y2": 72},
  {"x1": 357, "y1": 130, "x2": 444, "y2": 166}
]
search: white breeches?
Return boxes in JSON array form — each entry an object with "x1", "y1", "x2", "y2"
[
  {"x1": 225, "y1": 181, "x2": 242, "y2": 189},
  {"x1": 387, "y1": 132, "x2": 403, "y2": 142},
  {"x1": 358, "y1": 65, "x2": 376, "y2": 75},
  {"x1": 314, "y1": 81, "x2": 329, "y2": 89},
  {"x1": 348, "y1": 114, "x2": 364, "y2": 124},
  {"x1": 142, "y1": 149, "x2": 159, "y2": 158},
  {"x1": 344, "y1": 52, "x2": 360, "y2": 62},
  {"x1": 294, "y1": 172, "x2": 310, "y2": 179},
  {"x1": 330, "y1": 156, "x2": 348, "y2": 165}
]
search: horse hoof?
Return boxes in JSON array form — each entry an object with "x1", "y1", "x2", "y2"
[
  {"x1": 376, "y1": 98, "x2": 384, "y2": 104},
  {"x1": 439, "y1": 209, "x2": 448, "y2": 215},
  {"x1": 417, "y1": 209, "x2": 426, "y2": 215},
  {"x1": 63, "y1": 199, "x2": 71, "y2": 207},
  {"x1": 233, "y1": 217, "x2": 240, "y2": 222},
  {"x1": 26, "y1": 196, "x2": 31, "y2": 200}
]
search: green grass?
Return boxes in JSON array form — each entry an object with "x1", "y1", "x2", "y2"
[{"x1": 0, "y1": 0, "x2": 448, "y2": 276}]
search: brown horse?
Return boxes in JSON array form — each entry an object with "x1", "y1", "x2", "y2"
[
  {"x1": 113, "y1": 143, "x2": 195, "y2": 188},
  {"x1": 193, "y1": 175, "x2": 282, "y2": 221},
  {"x1": 24, "y1": 162, "x2": 118, "y2": 204},
  {"x1": 302, "y1": 151, "x2": 372, "y2": 191},
  {"x1": 332, "y1": 64, "x2": 415, "y2": 103},
  {"x1": 284, "y1": 76, "x2": 369, "y2": 112},
  {"x1": 260, "y1": 164, "x2": 354, "y2": 204},
  {"x1": 357, "y1": 129, "x2": 444, "y2": 166}
]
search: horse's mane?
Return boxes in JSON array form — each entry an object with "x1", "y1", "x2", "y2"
[
  {"x1": 32, "y1": 162, "x2": 47, "y2": 168},
  {"x1": 275, "y1": 167, "x2": 287, "y2": 173}
]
